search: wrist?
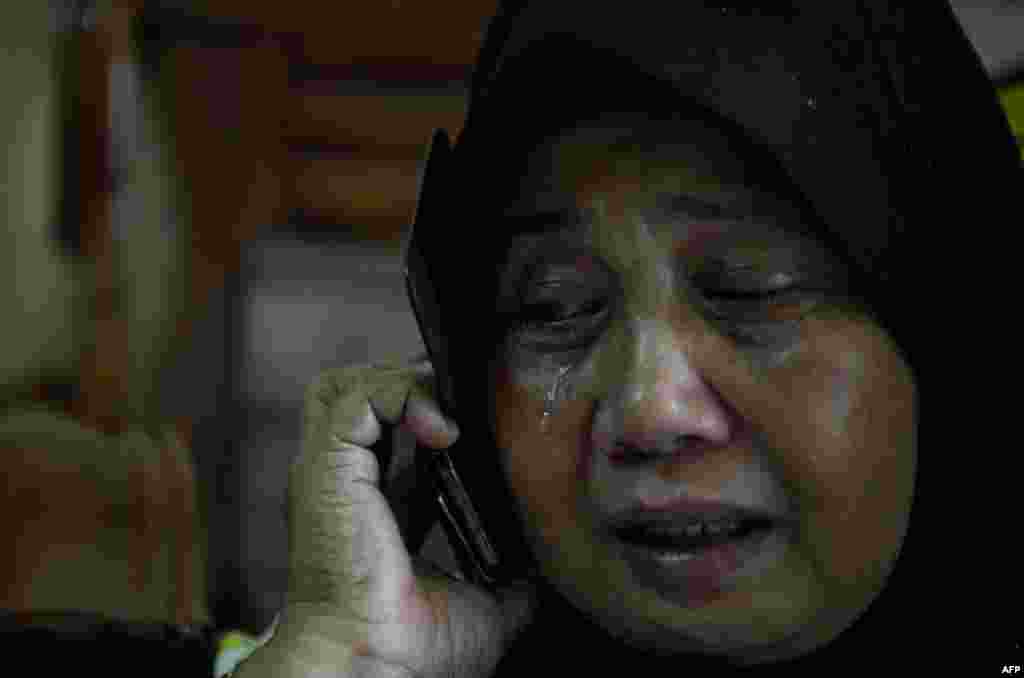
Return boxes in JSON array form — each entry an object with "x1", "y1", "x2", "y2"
[
  {"x1": 233, "y1": 636, "x2": 356, "y2": 678},
  {"x1": 231, "y1": 610, "x2": 360, "y2": 678}
]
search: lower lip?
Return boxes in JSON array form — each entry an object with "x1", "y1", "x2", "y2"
[{"x1": 615, "y1": 523, "x2": 790, "y2": 608}]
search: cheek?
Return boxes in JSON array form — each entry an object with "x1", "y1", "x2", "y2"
[
  {"x1": 492, "y1": 366, "x2": 594, "y2": 546},
  {"x1": 771, "y1": 315, "x2": 916, "y2": 592}
]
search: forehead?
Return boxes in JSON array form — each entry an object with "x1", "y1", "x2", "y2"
[
  {"x1": 495, "y1": 114, "x2": 828, "y2": 268},
  {"x1": 503, "y1": 113, "x2": 812, "y2": 241},
  {"x1": 516, "y1": 113, "x2": 751, "y2": 204}
]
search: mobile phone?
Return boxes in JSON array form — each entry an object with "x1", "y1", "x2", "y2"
[{"x1": 403, "y1": 129, "x2": 508, "y2": 590}]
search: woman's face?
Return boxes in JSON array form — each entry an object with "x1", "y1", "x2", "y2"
[{"x1": 488, "y1": 114, "x2": 916, "y2": 664}]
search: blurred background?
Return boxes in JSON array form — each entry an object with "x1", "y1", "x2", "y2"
[{"x1": 2, "y1": 0, "x2": 1021, "y2": 638}]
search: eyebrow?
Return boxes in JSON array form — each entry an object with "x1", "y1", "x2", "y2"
[
  {"x1": 656, "y1": 193, "x2": 747, "y2": 220},
  {"x1": 498, "y1": 192, "x2": 749, "y2": 236}
]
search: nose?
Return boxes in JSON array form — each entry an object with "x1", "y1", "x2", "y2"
[{"x1": 593, "y1": 320, "x2": 737, "y2": 465}]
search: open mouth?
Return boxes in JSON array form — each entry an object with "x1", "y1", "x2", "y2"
[
  {"x1": 609, "y1": 509, "x2": 790, "y2": 601},
  {"x1": 614, "y1": 516, "x2": 778, "y2": 556},
  {"x1": 600, "y1": 498, "x2": 793, "y2": 605}
]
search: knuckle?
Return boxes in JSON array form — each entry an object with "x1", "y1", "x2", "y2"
[
  {"x1": 306, "y1": 361, "x2": 428, "y2": 409},
  {"x1": 303, "y1": 360, "x2": 444, "y2": 445},
  {"x1": 306, "y1": 366, "x2": 365, "y2": 405}
]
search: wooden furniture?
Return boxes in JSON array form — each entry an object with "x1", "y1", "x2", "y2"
[{"x1": 9, "y1": 0, "x2": 496, "y2": 632}]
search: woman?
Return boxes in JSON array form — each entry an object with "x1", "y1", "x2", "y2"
[{"x1": 239, "y1": 1, "x2": 1020, "y2": 675}]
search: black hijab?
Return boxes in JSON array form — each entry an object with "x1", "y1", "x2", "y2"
[{"x1": 414, "y1": 1, "x2": 1021, "y2": 673}]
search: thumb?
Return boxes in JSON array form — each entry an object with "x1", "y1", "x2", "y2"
[{"x1": 287, "y1": 441, "x2": 416, "y2": 617}]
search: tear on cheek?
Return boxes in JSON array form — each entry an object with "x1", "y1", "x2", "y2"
[{"x1": 497, "y1": 359, "x2": 572, "y2": 415}]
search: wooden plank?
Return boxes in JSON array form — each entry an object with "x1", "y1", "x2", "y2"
[
  {"x1": 290, "y1": 151, "x2": 422, "y2": 229},
  {"x1": 291, "y1": 63, "x2": 471, "y2": 84},
  {"x1": 289, "y1": 211, "x2": 414, "y2": 244},
  {"x1": 171, "y1": 43, "x2": 289, "y2": 311},
  {"x1": 285, "y1": 92, "x2": 467, "y2": 147},
  {"x1": 190, "y1": 0, "x2": 499, "y2": 65}
]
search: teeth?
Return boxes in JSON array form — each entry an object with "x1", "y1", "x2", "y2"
[
  {"x1": 695, "y1": 519, "x2": 737, "y2": 535},
  {"x1": 653, "y1": 549, "x2": 695, "y2": 563},
  {"x1": 651, "y1": 519, "x2": 739, "y2": 537},
  {"x1": 620, "y1": 516, "x2": 756, "y2": 547}
]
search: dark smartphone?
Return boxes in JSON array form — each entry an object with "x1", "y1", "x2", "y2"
[{"x1": 403, "y1": 129, "x2": 509, "y2": 591}]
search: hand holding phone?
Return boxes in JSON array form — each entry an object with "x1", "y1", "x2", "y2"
[
  {"x1": 239, "y1": 362, "x2": 534, "y2": 678},
  {"x1": 238, "y1": 131, "x2": 537, "y2": 678}
]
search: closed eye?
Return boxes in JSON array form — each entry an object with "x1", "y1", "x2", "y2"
[
  {"x1": 510, "y1": 293, "x2": 612, "y2": 351},
  {"x1": 519, "y1": 298, "x2": 609, "y2": 326},
  {"x1": 701, "y1": 286, "x2": 794, "y2": 301}
]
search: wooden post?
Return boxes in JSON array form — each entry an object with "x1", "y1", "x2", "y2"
[{"x1": 70, "y1": 2, "x2": 137, "y2": 435}]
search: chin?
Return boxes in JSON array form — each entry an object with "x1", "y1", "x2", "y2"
[
  {"x1": 542, "y1": 549, "x2": 846, "y2": 666},
  {"x1": 595, "y1": 612, "x2": 837, "y2": 667},
  {"x1": 600, "y1": 581, "x2": 875, "y2": 667}
]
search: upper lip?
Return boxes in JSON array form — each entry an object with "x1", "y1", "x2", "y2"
[{"x1": 604, "y1": 495, "x2": 789, "y2": 531}]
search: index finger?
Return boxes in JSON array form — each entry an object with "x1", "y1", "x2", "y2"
[{"x1": 304, "y1": 363, "x2": 457, "y2": 452}]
